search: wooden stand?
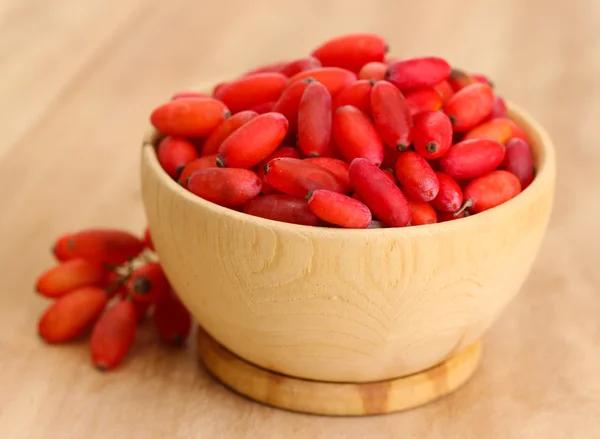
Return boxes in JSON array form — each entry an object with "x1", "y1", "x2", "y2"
[{"x1": 196, "y1": 327, "x2": 482, "y2": 416}]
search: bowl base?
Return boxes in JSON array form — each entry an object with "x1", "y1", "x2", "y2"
[{"x1": 196, "y1": 326, "x2": 482, "y2": 416}]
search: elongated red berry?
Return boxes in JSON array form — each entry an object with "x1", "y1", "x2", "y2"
[
  {"x1": 430, "y1": 172, "x2": 463, "y2": 213},
  {"x1": 412, "y1": 111, "x2": 453, "y2": 159},
  {"x1": 150, "y1": 98, "x2": 230, "y2": 137},
  {"x1": 297, "y1": 81, "x2": 332, "y2": 157},
  {"x1": 156, "y1": 137, "x2": 198, "y2": 179},
  {"x1": 490, "y1": 95, "x2": 508, "y2": 119},
  {"x1": 57, "y1": 229, "x2": 145, "y2": 266},
  {"x1": 349, "y1": 158, "x2": 411, "y2": 227},
  {"x1": 447, "y1": 69, "x2": 477, "y2": 91},
  {"x1": 440, "y1": 139, "x2": 506, "y2": 180},
  {"x1": 370, "y1": 81, "x2": 413, "y2": 151},
  {"x1": 187, "y1": 168, "x2": 262, "y2": 207},
  {"x1": 307, "y1": 190, "x2": 371, "y2": 228},
  {"x1": 215, "y1": 73, "x2": 289, "y2": 113},
  {"x1": 405, "y1": 89, "x2": 443, "y2": 117},
  {"x1": 52, "y1": 233, "x2": 75, "y2": 261},
  {"x1": 178, "y1": 154, "x2": 219, "y2": 187},
  {"x1": 38, "y1": 287, "x2": 108, "y2": 343},
  {"x1": 280, "y1": 56, "x2": 322, "y2": 77},
  {"x1": 358, "y1": 62, "x2": 387, "y2": 81},
  {"x1": 264, "y1": 157, "x2": 345, "y2": 197},
  {"x1": 272, "y1": 79, "x2": 313, "y2": 132},
  {"x1": 433, "y1": 80, "x2": 454, "y2": 103},
  {"x1": 212, "y1": 82, "x2": 228, "y2": 97},
  {"x1": 127, "y1": 262, "x2": 170, "y2": 304},
  {"x1": 385, "y1": 57, "x2": 451, "y2": 91},
  {"x1": 217, "y1": 112, "x2": 289, "y2": 168},
  {"x1": 255, "y1": 146, "x2": 300, "y2": 194},
  {"x1": 406, "y1": 198, "x2": 437, "y2": 225},
  {"x1": 311, "y1": 33, "x2": 387, "y2": 72},
  {"x1": 464, "y1": 117, "x2": 527, "y2": 145},
  {"x1": 36, "y1": 259, "x2": 106, "y2": 298},
  {"x1": 332, "y1": 79, "x2": 374, "y2": 114},
  {"x1": 458, "y1": 170, "x2": 522, "y2": 215},
  {"x1": 201, "y1": 110, "x2": 258, "y2": 156},
  {"x1": 472, "y1": 73, "x2": 493, "y2": 87},
  {"x1": 90, "y1": 299, "x2": 137, "y2": 371},
  {"x1": 395, "y1": 151, "x2": 439, "y2": 202},
  {"x1": 444, "y1": 83, "x2": 494, "y2": 132},
  {"x1": 503, "y1": 138, "x2": 535, "y2": 189},
  {"x1": 288, "y1": 67, "x2": 357, "y2": 97},
  {"x1": 153, "y1": 291, "x2": 192, "y2": 346},
  {"x1": 243, "y1": 194, "x2": 320, "y2": 226},
  {"x1": 332, "y1": 105, "x2": 384, "y2": 165},
  {"x1": 305, "y1": 157, "x2": 351, "y2": 194}
]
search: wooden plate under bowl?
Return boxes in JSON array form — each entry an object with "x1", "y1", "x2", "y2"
[{"x1": 196, "y1": 325, "x2": 481, "y2": 416}]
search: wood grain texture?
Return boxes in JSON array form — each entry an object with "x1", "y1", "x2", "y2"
[
  {"x1": 141, "y1": 103, "x2": 555, "y2": 383},
  {"x1": 196, "y1": 326, "x2": 482, "y2": 416},
  {"x1": 0, "y1": 0, "x2": 599, "y2": 437}
]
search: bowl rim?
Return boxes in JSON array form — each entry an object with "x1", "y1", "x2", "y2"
[{"x1": 141, "y1": 81, "x2": 556, "y2": 238}]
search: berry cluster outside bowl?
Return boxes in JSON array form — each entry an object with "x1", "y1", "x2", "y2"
[{"x1": 140, "y1": 82, "x2": 555, "y2": 385}]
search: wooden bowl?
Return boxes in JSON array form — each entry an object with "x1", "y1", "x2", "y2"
[{"x1": 140, "y1": 99, "x2": 555, "y2": 385}]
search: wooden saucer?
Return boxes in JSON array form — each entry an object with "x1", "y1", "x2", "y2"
[{"x1": 196, "y1": 327, "x2": 482, "y2": 416}]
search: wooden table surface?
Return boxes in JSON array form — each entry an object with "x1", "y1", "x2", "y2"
[{"x1": 1, "y1": 0, "x2": 598, "y2": 437}]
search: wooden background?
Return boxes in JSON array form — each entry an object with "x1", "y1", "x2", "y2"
[{"x1": 0, "y1": 0, "x2": 598, "y2": 437}]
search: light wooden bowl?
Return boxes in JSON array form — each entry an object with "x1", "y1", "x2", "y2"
[{"x1": 141, "y1": 93, "x2": 555, "y2": 389}]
